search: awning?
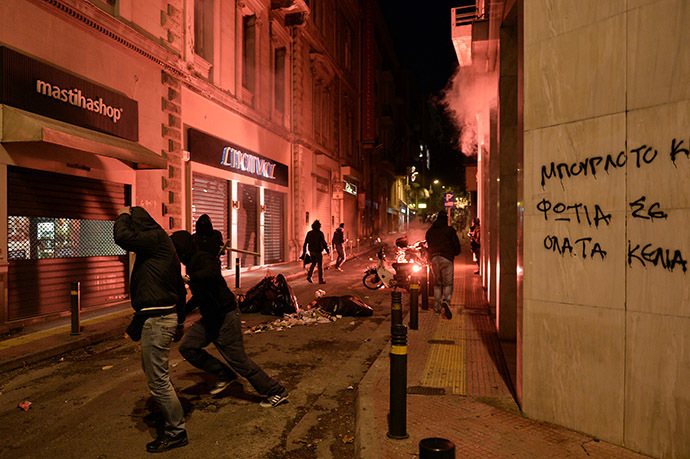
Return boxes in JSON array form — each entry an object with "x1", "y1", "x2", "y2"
[{"x1": 0, "y1": 105, "x2": 166, "y2": 169}]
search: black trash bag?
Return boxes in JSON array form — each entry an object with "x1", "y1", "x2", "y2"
[
  {"x1": 239, "y1": 274, "x2": 300, "y2": 316},
  {"x1": 315, "y1": 295, "x2": 374, "y2": 317},
  {"x1": 262, "y1": 274, "x2": 300, "y2": 316}
]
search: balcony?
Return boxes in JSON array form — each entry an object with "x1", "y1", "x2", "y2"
[
  {"x1": 451, "y1": 3, "x2": 488, "y2": 68},
  {"x1": 271, "y1": 0, "x2": 310, "y2": 26}
]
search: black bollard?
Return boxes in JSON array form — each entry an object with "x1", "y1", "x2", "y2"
[
  {"x1": 419, "y1": 437, "x2": 455, "y2": 458},
  {"x1": 421, "y1": 266, "x2": 429, "y2": 310},
  {"x1": 235, "y1": 257, "x2": 240, "y2": 288},
  {"x1": 70, "y1": 281, "x2": 81, "y2": 336},
  {"x1": 387, "y1": 324, "x2": 408, "y2": 439},
  {"x1": 409, "y1": 279, "x2": 419, "y2": 330},
  {"x1": 391, "y1": 291, "x2": 403, "y2": 327}
]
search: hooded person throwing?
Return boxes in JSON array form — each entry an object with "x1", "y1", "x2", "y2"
[
  {"x1": 170, "y1": 230, "x2": 289, "y2": 408},
  {"x1": 192, "y1": 214, "x2": 225, "y2": 259},
  {"x1": 113, "y1": 206, "x2": 188, "y2": 453}
]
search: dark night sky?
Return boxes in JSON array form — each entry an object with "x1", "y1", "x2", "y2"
[{"x1": 379, "y1": 0, "x2": 473, "y2": 97}]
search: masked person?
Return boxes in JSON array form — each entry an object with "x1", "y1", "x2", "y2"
[
  {"x1": 331, "y1": 223, "x2": 346, "y2": 272},
  {"x1": 170, "y1": 231, "x2": 289, "y2": 408},
  {"x1": 302, "y1": 220, "x2": 329, "y2": 284},
  {"x1": 425, "y1": 211, "x2": 461, "y2": 319},
  {"x1": 113, "y1": 206, "x2": 188, "y2": 453},
  {"x1": 192, "y1": 214, "x2": 225, "y2": 260}
]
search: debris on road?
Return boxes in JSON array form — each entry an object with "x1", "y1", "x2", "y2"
[
  {"x1": 18, "y1": 400, "x2": 32, "y2": 411},
  {"x1": 243, "y1": 308, "x2": 338, "y2": 334},
  {"x1": 310, "y1": 295, "x2": 374, "y2": 316},
  {"x1": 238, "y1": 274, "x2": 300, "y2": 316},
  {"x1": 315, "y1": 289, "x2": 326, "y2": 298},
  {"x1": 342, "y1": 435, "x2": 354, "y2": 444},
  {"x1": 101, "y1": 365, "x2": 113, "y2": 371}
]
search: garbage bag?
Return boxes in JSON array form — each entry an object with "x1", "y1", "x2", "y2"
[
  {"x1": 238, "y1": 274, "x2": 300, "y2": 316},
  {"x1": 315, "y1": 295, "x2": 374, "y2": 317}
]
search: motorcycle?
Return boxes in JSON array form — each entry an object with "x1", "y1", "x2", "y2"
[{"x1": 362, "y1": 242, "x2": 424, "y2": 290}]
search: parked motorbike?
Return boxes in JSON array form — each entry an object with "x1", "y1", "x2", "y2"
[{"x1": 362, "y1": 242, "x2": 424, "y2": 290}]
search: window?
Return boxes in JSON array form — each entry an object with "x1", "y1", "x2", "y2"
[
  {"x1": 242, "y1": 15, "x2": 256, "y2": 94},
  {"x1": 194, "y1": 0, "x2": 214, "y2": 62},
  {"x1": 274, "y1": 47, "x2": 286, "y2": 114}
]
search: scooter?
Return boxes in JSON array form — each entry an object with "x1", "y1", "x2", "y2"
[{"x1": 362, "y1": 246, "x2": 423, "y2": 290}]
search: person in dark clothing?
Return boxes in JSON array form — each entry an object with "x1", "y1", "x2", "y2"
[
  {"x1": 425, "y1": 211, "x2": 461, "y2": 319},
  {"x1": 301, "y1": 220, "x2": 330, "y2": 284},
  {"x1": 170, "y1": 231, "x2": 289, "y2": 408},
  {"x1": 331, "y1": 223, "x2": 346, "y2": 271},
  {"x1": 113, "y1": 206, "x2": 188, "y2": 453},
  {"x1": 469, "y1": 217, "x2": 481, "y2": 275},
  {"x1": 192, "y1": 214, "x2": 225, "y2": 259}
]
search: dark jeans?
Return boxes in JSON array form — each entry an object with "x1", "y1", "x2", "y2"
[
  {"x1": 179, "y1": 309, "x2": 284, "y2": 396},
  {"x1": 307, "y1": 253, "x2": 324, "y2": 282},
  {"x1": 334, "y1": 243, "x2": 345, "y2": 269}
]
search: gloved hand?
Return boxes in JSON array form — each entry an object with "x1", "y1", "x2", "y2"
[{"x1": 173, "y1": 324, "x2": 184, "y2": 342}]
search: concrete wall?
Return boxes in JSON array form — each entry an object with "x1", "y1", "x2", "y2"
[{"x1": 522, "y1": 1, "x2": 690, "y2": 456}]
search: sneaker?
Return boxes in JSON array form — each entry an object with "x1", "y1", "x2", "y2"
[
  {"x1": 210, "y1": 377, "x2": 235, "y2": 395},
  {"x1": 335, "y1": 267, "x2": 343, "y2": 272},
  {"x1": 146, "y1": 431, "x2": 188, "y2": 453},
  {"x1": 318, "y1": 280, "x2": 326, "y2": 284},
  {"x1": 441, "y1": 301, "x2": 453, "y2": 320},
  {"x1": 306, "y1": 277, "x2": 313, "y2": 283},
  {"x1": 260, "y1": 390, "x2": 289, "y2": 408}
]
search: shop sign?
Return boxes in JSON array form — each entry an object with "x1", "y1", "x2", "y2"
[
  {"x1": 0, "y1": 47, "x2": 139, "y2": 141},
  {"x1": 344, "y1": 180, "x2": 357, "y2": 196},
  {"x1": 188, "y1": 128, "x2": 289, "y2": 187}
]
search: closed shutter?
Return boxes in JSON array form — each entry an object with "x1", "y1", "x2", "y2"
[
  {"x1": 313, "y1": 172, "x2": 331, "y2": 240},
  {"x1": 237, "y1": 183, "x2": 258, "y2": 267},
  {"x1": 343, "y1": 193, "x2": 358, "y2": 244},
  {"x1": 191, "y1": 173, "x2": 229, "y2": 268},
  {"x1": 264, "y1": 190, "x2": 285, "y2": 264},
  {"x1": 7, "y1": 166, "x2": 129, "y2": 320}
]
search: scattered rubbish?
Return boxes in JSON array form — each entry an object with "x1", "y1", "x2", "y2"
[
  {"x1": 315, "y1": 289, "x2": 326, "y2": 298},
  {"x1": 347, "y1": 385, "x2": 354, "y2": 390},
  {"x1": 342, "y1": 435, "x2": 354, "y2": 444},
  {"x1": 59, "y1": 357, "x2": 64, "y2": 362},
  {"x1": 18, "y1": 400, "x2": 32, "y2": 411},
  {"x1": 364, "y1": 338, "x2": 371, "y2": 342},
  {"x1": 349, "y1": 321, "x2": 356, "y2": 325},
  {"x1": 101, "y1": 365, "x2": 113, "y2": 371},
  {"x1": 243, "y1": 308, "x2": 338, "y2": 334},
  {"x1": 239, "y1": 274, "x2": 300, "y2": 316},
  {"x1": 293, "y1": 438, "x2": 309, "y2": 445}
]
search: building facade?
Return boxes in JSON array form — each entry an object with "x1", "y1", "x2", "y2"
[
  {"x1": 452, "y1": 0, "x2": 690, "y2": 456},
  {"x1": 0, "y1": 0, "x2": 411, "y2": 329}
]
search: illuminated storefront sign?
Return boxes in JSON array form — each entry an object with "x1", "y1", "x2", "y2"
[
  {"x1": 188, "y1": 128, "x2": 289, "y2": 187},
  {"x1": 344, "y1": 180, "x2": 357, "y2": 196}
]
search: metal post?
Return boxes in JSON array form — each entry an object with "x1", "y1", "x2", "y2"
[
  {"x1": 387, "y1": 324, "x2": 408, "y2": 439},
  {"x1": 235, "y1": 257, "x2": 240, "y2": 288},
  {"x1": 409, "y1": 279, "x2": 419, "y2": 330},
  {"x1": 419, "y1": 438, "x2": 455, "y2": 458},
  {"x1": 421, "y1": 266, "x2": 429, "y2": 310},
  {"x1": 70, "y1": 281, "x2": 81, "y2": 336},
  {"x1": 391, "y1": 291, "x2": 402, "y2": 327}
]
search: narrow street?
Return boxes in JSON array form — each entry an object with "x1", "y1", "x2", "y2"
[{"x1": 0, "y1": 249, "x2": 400, "y2": 458}]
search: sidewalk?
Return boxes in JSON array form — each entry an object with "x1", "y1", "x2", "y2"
[{"x1": 355, "y1": 253, "x2": 649, "y2": 459}]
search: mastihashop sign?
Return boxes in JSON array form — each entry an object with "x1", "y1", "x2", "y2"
[
  {"x1": 187, "y1": 128, "x2": 289, "y2": 187},
  {"x1": 0, "y1": 47, "x2": 139, "y2": 141}
]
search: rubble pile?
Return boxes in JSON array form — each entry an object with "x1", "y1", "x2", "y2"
[{"x1": 243, "y1": 308, "x2": 341, "y2": 334}]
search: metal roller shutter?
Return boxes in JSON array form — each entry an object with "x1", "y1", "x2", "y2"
[
  {"x1": 191, "y1": 173, "x2": 229, "y2": 268},
  {"x1": 237, "y1": 183, "x2": 258, "y2": 267},
  {"x1": 7, "y1": 166, "x2": 129, "y2": 320},
  {"x1": 313, "y1": 172, "x2": 331, "y2": 240},
  {"x1": 264, "y1": 190, "x2": 285, "y2": 264}
]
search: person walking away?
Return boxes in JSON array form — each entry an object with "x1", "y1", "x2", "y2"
[
  {"x1": 302, "y1": 220, "x2": 330, "y2": 284},
  {"x1": 192, "y1": 214, "x2": 225, "y2": 260},
  {"x1": 113, "y1": 206, "x2": 188, "y2": 453},
  {"x1": 469, "y1": 217, "x2": 481, "y2": 274},
  {"x1": 425, "y1": 211, "x2": 461, "y2": 319},
  {"x1": 170, "y1": 231, "x2": 289, "y2": 408},
  {"x1": 332, "y1": 223, "x2": 346, "y2": 271}
]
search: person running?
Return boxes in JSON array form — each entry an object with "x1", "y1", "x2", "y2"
[
  {"x1": 331, "y1": 223, "x2": 346, "y2": 272},
  {"x1": 302, "y1": 220, "x2": 330, "y2": 284},
  {"x1": 113, "y1": 206, "x2": 189, "y2": 453},
  {"x1": 425, "y1": 211, "x2": 461, "y2": 319},
  {"x1": 170, "y1": 230, "x2": 289, "y2": 408}
]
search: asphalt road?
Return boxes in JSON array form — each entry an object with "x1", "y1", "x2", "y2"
[{"x1": 0, "y1": 250, "x2": 399, "y2": 458}]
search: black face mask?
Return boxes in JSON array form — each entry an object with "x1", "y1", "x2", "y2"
[{"x1": 171, "y1": 230, "x2": 198, "y2": 265}]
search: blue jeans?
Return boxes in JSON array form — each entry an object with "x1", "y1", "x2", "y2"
[
  {"x1": 180, "y1": 309, "x2": 284, "y2": 396},
  {"x1": 141, "y1": 313, "x2": 186, "y2": 437},
  {"x1": 430, "y1": 255, "x2": 454, "y2": 310},
  {"x1": 334, "y1": 243, "x2": 345, "y2": 269}
]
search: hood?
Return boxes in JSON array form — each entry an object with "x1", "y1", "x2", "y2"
[
  {"x1": 130, "y1": 206, "x2": 162, "y2": 232},
  {"x1": 171, "y1": 230, "x2": 198, "y2": 265},
  {"x1": 432, "y1": 211, "x2": 448, "y2": 228},
  {"x1": 195, "y1": 214, "x2": 214, "y2": 235},
  {"x1": 311, "y1": 220, "x2": 321, "y2": 230}
]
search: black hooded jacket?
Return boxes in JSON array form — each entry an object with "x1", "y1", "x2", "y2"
[
  {"x1": 113, "y1": 207, "x2": 186, "y2": 322},
  {"x1": 425, "y1": 213, "x2": 461, "y2": 262},
  {"x1": 192, "y1": 214, "x2": 225, "y2": 257},
  {"x1": 303, "y1": 221, "x2": 329, "y2": 256},
  {"x1": 171, "y1": 231, "x2": 236, "y2": 330}
]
